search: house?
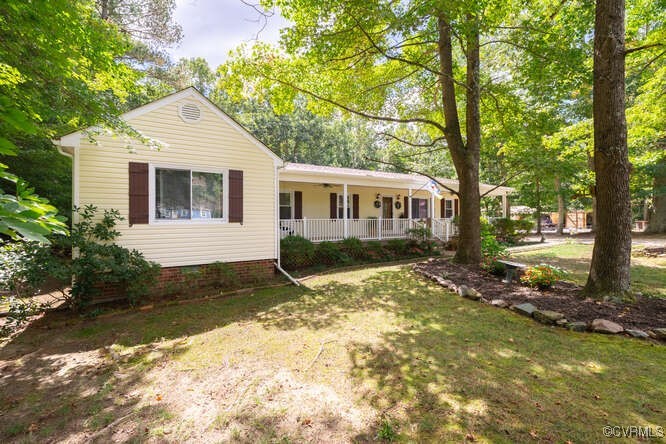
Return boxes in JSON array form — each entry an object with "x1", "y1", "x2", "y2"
[{"x1": 55, "y1": 88, "x2": 512, "y2": 287}]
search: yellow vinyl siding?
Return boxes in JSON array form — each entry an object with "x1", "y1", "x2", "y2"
[{"x1": 77, "y1": 97, "x2": 277, "y2": 267}]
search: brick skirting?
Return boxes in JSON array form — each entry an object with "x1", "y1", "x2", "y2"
[{"x1": 94, "y1": 258, "x2": 277, "y2": 302}]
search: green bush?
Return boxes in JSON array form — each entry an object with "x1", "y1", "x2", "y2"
[
  {"x1": 0, "y1": 241, "x2": 70, "y2": 335},
  {"x1": 316, "y1": 241, "x2": 351, "y2": 265},
  {"x1": 492, "y1": 217, "x2": 533, "y2": 245},
  {"x1": 520, "y1": 264, "x2": 567, "y2": 289},
  {"x1": 340, "y1": 237, "x2": 367, "y2": 260},
  {"x1": 407, "y1": 226, "x2": 431, "y2": 241},
  {"x1": 69, "y1": 205, "x2": 160, "y2": 309},
  {"x1": 210, "y1": 262, "x2": 240, "y2": 289},
  {"x1": 366, "y1": 240, "x2": 389, "y2": 261},
  {"x1": 386, "y1": 238, "x2": 409, "y2": 256},
  {"x1": 481, "y1": 218, "x2": 508, "y2": 272},
  {"x1": 280, "y1": 235, "x2": 315, "y2": 270}
]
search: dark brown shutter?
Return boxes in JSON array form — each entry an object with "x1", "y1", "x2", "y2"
[
  {"x1": 294, "y1": 191, "x2": 303, "y2": 219},
  {"x1": 353, "y1": 194, "x2": 360, "y2": 219},
  {"x1": 329, "y1": 193, "x2": 337, "y2": 219},
  {"x1": 454, "y1": 198, "x2": 459, "y2": 216},
  {"x1": 128, "y1": 162, "x2": 149, "y2": 225},
  {"x1": 229, "y1": 170, "x2": 243, "y2": 223},
  {"x1": 440, "y1": 199, "x2": 446, "y2": 218},
  {"x1": 404, "y1": 196, "x2": 408, "y2": 218}
]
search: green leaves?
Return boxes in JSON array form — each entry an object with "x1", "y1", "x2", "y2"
[{"x1": 0, "y1": 168, "x2": 67, "y2": 243}]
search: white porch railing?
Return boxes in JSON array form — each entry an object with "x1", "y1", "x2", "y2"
[
  {"x1": 280, "y1": 217, "x2": 457, "y2": 243},
  {"x1": 431, "y1": 218, "x2": 456, "y2": 241}
]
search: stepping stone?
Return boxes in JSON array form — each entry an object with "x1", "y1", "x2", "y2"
[
  {"x1": 653, "y1": 328, "x2": 666, "y2": 340},
  {"x1": 490, "y1": 299, "x2": 508, "y2": 308},
  {"x1": 458, "y1": 285, "x2": 482, "y2": 301},
  {"x1": 533, "y1": 310, "x2": 565, "y2": 325},
  {"x1": 512, "y1": 303, "x2": 537, "y2": 317},
  {"x1": 626, "y1": 329, "x2": 649, "y2": 339},
  {"x1": 591, "y1": 319, "x2": 624, "y2": 334}
]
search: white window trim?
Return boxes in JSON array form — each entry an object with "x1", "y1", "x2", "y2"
[
  {"x1": 337, "y1": 193, "x2": 351, "y2": 219},
  {"x1": 279, "y1": 190, "x2": 294, "y2": 220},
  {"x1": 149, "y1": 163, "x2": 229, "y2": 224}
]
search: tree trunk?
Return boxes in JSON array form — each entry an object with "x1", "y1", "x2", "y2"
[
  {"x1": 535, "y1": 178, "x2": 542, "y2": 234},
  {"x1": 647, "y1": 157, "x2": 666, "y2": 233},
  {"x1": 584, "y1": 0, "x2": 632, "y2": 298},
  {"x1": 555, "y1": 177, "x2": 566, "y2": 235},
  {"x1": 437, "y1": 15, "x2": 481, "y2": 264}
]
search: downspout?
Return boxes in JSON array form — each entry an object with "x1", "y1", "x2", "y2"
[{"x1": 274, "y1": 162, "x2": 301, "y2": 286}]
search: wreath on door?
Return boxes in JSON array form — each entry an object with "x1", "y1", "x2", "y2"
[{"x1": 373, "y1": 200, "x2": 381, "y2": 208}]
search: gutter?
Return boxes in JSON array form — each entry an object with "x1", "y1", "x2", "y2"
[
  {"x1": 275, "y1": 261, "x2": 301, "y2": 286},
  {"x1": 274, "y1": 163, "x2": 300, "y2": 286}
]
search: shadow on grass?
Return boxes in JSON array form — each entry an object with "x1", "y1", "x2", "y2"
[
  {"x1": 255, "y1": 268, "x2": 666, "y2": 442},
  {"x1": 0, "y1": 286, "x2": 305, "y2": 442},
  {"x1": 1, "y1": 266, "x2": 664, "y2": 442}
]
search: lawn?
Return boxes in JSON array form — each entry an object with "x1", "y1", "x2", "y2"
[
  {"x1": 1, "y1": 263, "x2": 664, "y2": 442},
  {"x1": 512, "y1": 242, "x2": 666, "y2": 298}
]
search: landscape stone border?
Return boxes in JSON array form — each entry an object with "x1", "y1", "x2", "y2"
[{"x1": 413, "y1": 260, "x2": 665, "y2": 343}]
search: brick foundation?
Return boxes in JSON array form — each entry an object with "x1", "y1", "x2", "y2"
[{"x1": 93, "y1": 258, "x2": 277, "y2": 302}]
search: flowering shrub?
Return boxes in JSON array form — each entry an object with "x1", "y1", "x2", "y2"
[
  {"x1": 480, "y1": 219, "x2": 508, "y2": 274},
  {"x1": 520, "y1": 264, "x2": 567, "y2": 289}
]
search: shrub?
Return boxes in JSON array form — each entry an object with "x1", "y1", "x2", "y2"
[
  {"x1": 280, "y1": 235, "x2": 315, "y2": 269},
  {"x1": 386, "y1": 238, "x2": 409, "y2": 256},
  {"x1": 316, "y1": 241, "x2": 351, "y2": 265},
  {"x1": 340, "y1": 237, "x2": 367, "y2": 260},
  {"x1": 210, "y1": 262, "x2": 240, "y2": 289},
  {"x1": 407, "y1": 226, "x2": 431, "y2": 241},
  {"x1": 492, "y1": 218, "x2": 533, "y2": 245},
  {"x1": 0, "y1": 241, "x2": 69, "y2": 335},
  {"x1": 69, "y1": 205, "x2": 160, "y2": 309},
  {"x1": 366, "y1": 240, "x2": 389, "y2": 261},
  {"x1": 520, "y1": 264, "x2": 567, "y2": 289},
  {"x1": 481, "y1": 219, "x2": 508, "y2": 272}
]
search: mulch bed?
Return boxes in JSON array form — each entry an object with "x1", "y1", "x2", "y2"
[{"x1": 414, "y1": 259, "x2": 666, "y2": 332}]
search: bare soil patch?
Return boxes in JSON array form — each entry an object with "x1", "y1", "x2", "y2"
[{"x1": 415, "y1": 259, "x2": 666, "y2": 331}]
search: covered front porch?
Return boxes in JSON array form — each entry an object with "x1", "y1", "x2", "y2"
[{"x1": 278, "y1": 163, "x2": 512, "y2": 243}]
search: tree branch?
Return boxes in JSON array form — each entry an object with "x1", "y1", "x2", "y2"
[
  {"x1": 480, "y1": 171, "x2": 523, "y2": 197},
  {"x1": 259, "y1": 72, "x2": 447, "y2": 133},
  {"x1": 365, "y1": 156, "x2": 459, "y2": 196},
  {"x1": 624, "y1": 42, "x2": 664, "y2": 55},
  {"x1": 379, "y1": 132, "x2": 447, "y2": 149}
]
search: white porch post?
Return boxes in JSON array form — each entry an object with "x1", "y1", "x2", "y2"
[
  {"x1": 430, "y1": 192, "x2": 435, "y2": 219},
  {"x1": 343, "y1": 183, "x2": 348, "y2": 238},
  {"x1": 502, "y1": 193, "x2": 510, "y2": 218},
  {"x1": 408, "y1": 188, "x2": 412, "y2": 221}
]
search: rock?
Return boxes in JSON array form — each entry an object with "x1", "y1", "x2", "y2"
[
  {"x1": 626, "y1": 329, "x2": 649, "y2": 339},
  {"x1": 591, "y1": 319, "x2": 624, "y2": 334},
  {"x1": 490, "y1": 299, "x2": 508, "y2": 308},
  {"x1": 653, "y1": 328, "x2": 666, "y2": 340},
  {"x1": 512, "y1": 303, "x2": 537, "y2": 317},
  {"x1": 458, "y1": 285, "x2": 482, "y2": 301},
  {"x1": 555, "y1": 318, "x2": 568, "y2": 326},
  {"x1": 567, "y1": 321, "x2": 588, "y2": 332},
  {"x1": 533, "y1": 310, "x2": 565, "y2": 325},
  {"x1": 647, "y1": 330, "x2": 657, "y2": 339}
]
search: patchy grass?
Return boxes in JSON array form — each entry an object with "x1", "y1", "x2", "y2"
[
  {"x1": 0, "y1": 262, "x2": 664, "y2": 442},
  {"x1": 512, "y1": 242, "x2": 666, "y2": 298}
]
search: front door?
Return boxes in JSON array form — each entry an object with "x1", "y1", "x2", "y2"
[
  {"x1": 382, "y1": 196, "x2": 393, "y2": 233},
  {"x1": 382, "y1": 196, "x2": 393, "y2": 219}
]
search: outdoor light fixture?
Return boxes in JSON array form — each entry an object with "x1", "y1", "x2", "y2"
[{"x1": 375, "y1": 193, "x2": 381, "y2": 199}]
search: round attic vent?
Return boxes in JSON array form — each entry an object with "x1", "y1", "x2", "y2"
[{"x1": 178, "y1": 102, "x2": 202, "y2": 123}]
